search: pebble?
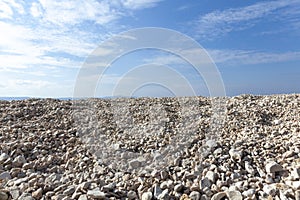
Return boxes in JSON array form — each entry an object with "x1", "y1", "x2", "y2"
[
  {"x1": 0, "y1": 191, "x2": 9, "y2": 200},
  {"x1": 242, "y1": 188, "x2": 256, "y2": 197},
  {"x1": 78, "y1": 195, "x2": 88, "y2": 200},
  {"x1": 142, "y1": 191, "x2": 153, "y2": 200},
  {"x1": 205, "y1": 171, "x2": 218, "y2": 183},
  {"x1": 226, "y1": 190, "x2": 242, "y2": 200},
  {"x1": 265, "y1": 161, "x2": 283, "y2": 173},
  {"x1": 32, "y1": 188, "x2": 43, "y2": 199},
  {"x1": 211, "y1": 192, "x2": 226, "y2": 200},
  {"x1": 12, "y1": 155, "x2": 26, "y2": 167},
  {"x1": 0, "y1": 172, "x2": 11, "y2": 180},
  {"x1": 263, "y1": 184, "x2": 277, "y2": 196},
  {"x1": 189, "y1": 191, "x2": 200, "y2": 200},
  {"x1": 291, "y1": 168, "x2": 300, "y2": 180},
  {"x1": 87, "y1": 189, "x2": 105, "y2": 199},
  {"x1": 295, "y1": 190, "x2": 300, "y2": 200},
  {"x1": 0, "y1": 95, "x2": 298, "y2": 199},
  {"x1": 174, "y1": 184, "x2": 184, "y2": 192},
  {"x1": 0, "y1": 153, "x2": 9, "y2": 163},
  {"x1": 127, "y1": 190, "x2": 137, "y2": 200},
  {"x1": 229, "y1": 149, "x2": 242, "y2": 161},
  {"x1": 200, "y1": 178, "x2": 211, "y2": 190},
  {"x1": 158, "y1": 189, "x2": 169, "y2": 200}
]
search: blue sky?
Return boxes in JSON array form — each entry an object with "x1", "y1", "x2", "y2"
[{"x1": 0, "y1": 0, "x2": 299, "y2": 97}]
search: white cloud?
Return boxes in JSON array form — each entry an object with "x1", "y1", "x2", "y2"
[
  {"x1": 0, "y1": 0, "x2": 165, "y2": 97},
  {"x1": 209, "y1": 49, "x2": 300, "y2": 65},
  {"x1": 0, "y1": 0, "x2": 25, "y2": 19},
  {"x1": 30, "y1": 2, "x2": 43, "y2": 18},
  {"x1": 122, "y1": 0, "x2": 164, "y2": 10},
  {"x1": 37, "y1": 0, "x2": 120, "y2": 26},
  {"x1": 142, "y1": 49, "x2": 300, "y2": 66},
  {"x1": 194, "y1": 0, "x2": 300, "y2": 39},
  {"x1": 0, "y1": 1, "x2": 14, "y2": 19}
]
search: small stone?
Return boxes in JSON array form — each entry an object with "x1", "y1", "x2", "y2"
[
  {"x1": 273, "y1": 119, "x2": 282, "y2": 125},
  {"x1": 205, "y1": 171, "x2": 218, "y2": 183},
  {"x1": 199, "y1": 178, "x2": 211, "y2": 190},
  {"x1": 295, "y1": 190, "x2": 300, "y2": 200},
  {"x1": 142, "y1": 191, "x2": 152, "y2": 200},
  {"x1": 245, "y1": 161, "x2": 255, "y2": 175},
  {"x1": 102, "y1": 183, "x2": 115, "y2": 192},
  {"x1": 265, "y1": 161, "x2": 283, "y2": 173},
  {"x1": 227, "y1": 190, "x2": 242, "y2": 200},
  {"x1": 200, "y1": 194, "x2": 208, "y2": 200},
  {"x1": 291, "y1": 168, "x2": 300, "y2": 180},
  {"x1": 174, "y1": 184, "x2": 183, "y2": 192},
  {"x1": 87, "y1": 189, "x2": 105, "y2": 199},
  {"x1": 158, "y1": 189, "x2": 169, "y2": 200},
  {"x1": 0, "y1": 191, "x2": 9, "y2": 200},
  {"x1": 211, "y1": 192, "x2": 226, "y2": 200},
  {"x1": 32, "y1": 188, "x2": 43, "y2": 199},
  {"x1": 129, "y1": 160, "x2": 141, "y2": 169},
  {"x1": 242, "y1": 188, "x2": 256, "y2": 197},
  {"x1": 10, "y1": 189, "x2": 20, "y2": 199},
  {"x1": 189, "y1": 191, "x2": 200, "y2": 200},
  {"x1": 293, "y1": 181, "x2": 300, "y2": 189},
  {"x1": 179, "y1": 194, "x2": 190, "y2": 200},
  {"x1": 18, "y1": 193, "x2": 35, "y2": 200},
  {"x1": 160, "y1": 181, "x2": 168, "y2": 190},
  {"x1": 23, "y1": 163, "x2": 33, "y2": 170},
  {"x1": 78, "y1": 194, "x2": 88, "y2": 200},
  {"x1": 279, "y1": 190, "x2": 288, "y2": 200},
  {"x1": 63, "y1": 186, "x2": 75, "y2": 196},
  {"x1": 160, "y1": 170, "x2": 168, "y2": 180},
  {"x1": 12, "y1": 155, "x2": 26, "y2": 167},
  {"x1": 0, "y1": 153, "x2": 9, "y2": 163},
  {"x1": 154, "y1": 184, "x2": 163, "y2": 198},
  {"x1": 127, "y1": 191, "x2": 137, "y2": 200},
  {"x1": 229, "y1": 149, "x2": 242, "y2": 161},
  {"x1": 263, "y1": 184, "x2": 277, "y2": 196},
  {"x1": 72, "y1": 192, "x2": 81, "y2": 199},
  {"x1": 0, "y1": 172, "x2": 11, "y2": 180},
  {"x1": 78, "y1": 182, "x2": 91, "y2": 192}
]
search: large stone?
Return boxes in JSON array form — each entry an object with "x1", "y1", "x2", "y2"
[
  {"x1": 199, "y1": 178, "x2": 211, "y2": 190},
  {"x1": 12, "y1": 155, "x2": 26, "y2": 167},
  {"x1": 265, "y1": 161, "x2": 283, "y2": 173},
  {"x1": 227, "y1": 190, "x2": 242, "y2": 200},
  {"x1": 229, "y1": 149, "x2": 242, "y2": 161},
  {"x1": 78, "y1": 194, "x2": 88, "y2": 200},
  {"x1": 87, "y1": 189, "x2": 105, "y2": 199},
  {"x1": 0, "y1": 172, "x2": 11, "y2": 180},
  {"x1": 291, "y1": 168, "x2": 300, "y2": 180},
  {"x1": 189, "y1": 191, "x2": 200, "y2": 200},
  {"x1": 211, "y1": 192, "x2": 226, "y2": 200},
  {"x1": 127, "y1": 191, "x2": 137, "y2": 200},
  {"x1": 263, "y1": 184, "x2": 277, "y2": 196},
  {"x1": 205, "y1": 171, "x2": 218, "y2": 183},
  {"x1": 142, "y1": 192, "x2": 152, "y2": 200},
  {"x1": 32, "y1": 188, "x2": 43, "y2": 199},
  {"x1": 295, "y1": 190, "x2": 300, "y2": 200},
  {"x1": 0, "y1": 191, "x2": 9, "y2": 200},
  {"x1": 0, "y1": 153, "x2": 9, "y2": 163}
]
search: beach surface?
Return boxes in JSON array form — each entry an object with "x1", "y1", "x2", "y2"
[{"x1": 0, "y1": 94, "x2": 300, "y2": 200}]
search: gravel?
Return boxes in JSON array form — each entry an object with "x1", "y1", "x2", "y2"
[{"x1": 0, "y1": 94, "x2": 300, "y2": 199}]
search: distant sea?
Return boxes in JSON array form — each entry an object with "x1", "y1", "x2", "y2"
[{"x1": 0, "y1": 97, "x2": 74, "y2": 101}]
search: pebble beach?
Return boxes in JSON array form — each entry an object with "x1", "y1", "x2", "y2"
[{"x1": 0, "y1": 94, "x2": 300, "y2": 200}]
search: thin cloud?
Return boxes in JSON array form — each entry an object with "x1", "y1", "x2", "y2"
[
  {"x1": 143, "y1": 49, "x2": 300, "y2": 66},
  {"x1": 194, "y1": 0, "x2": 300, "y2": 39},
  {"x1": 122, "y1": 0, "x2": 164, "y2": 10},
  {"x1": 209, "y1": 49, "x2": 300, "y2": 65}
]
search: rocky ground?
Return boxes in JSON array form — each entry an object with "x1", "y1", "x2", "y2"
[{"x1": 0, "y1": 94, "x2": 300, "y2": 200}]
